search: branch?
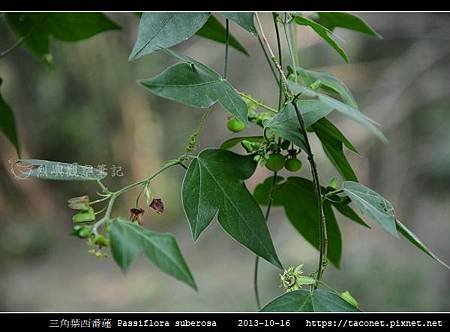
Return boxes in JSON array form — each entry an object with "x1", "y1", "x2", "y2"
[
  {"x1": 91, "y1": 158, "x2": 184, "y2": 234},
  {"x1": 254, "y1": 172, "x2": 278, "y2": 309},
  {"x1": 255, "y1": 13, "x2": 328, "y2": 286},
  {"x1": 0, "y1": 34, "x2": 29, "y2": 59}
]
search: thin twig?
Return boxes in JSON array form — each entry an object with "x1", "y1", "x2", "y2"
[
  {"x1": 272, "y1": 13, "x2": 284, "y2": 110},
  {"x1": 255, "y1": 12, "x2": 328, "y2": 286},
  {"x1": 238, "y1": 91, "x2": 278, "y2": 113},
  {"x1": 255, "y1": 14, "x2": 291, "y2": 98},
  {"x1": 292, "y1": 100, "x2": 327, "y2": 285},
  {"x1": 256, "y1": 33, "x2": 279, "y2": 85},
  {"x1": 254, "y1": 172, "x2": 278, "y2": 310},
  {"x1": 91, "y1": 158, "x2": 183, "y2": 234},
  {"x1": 283, "y1": 13, "x2": 298, "y2": 82},
  {"x1": 0, "y1": 34, "x2": 28, "y2": 59},
  {"x1": 224, "y1": 19, "x2": 230, "y2": 79}
]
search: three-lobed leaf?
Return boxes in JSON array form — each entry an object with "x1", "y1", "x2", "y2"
[
  {"x1": 110, "y1": 218, "x2": 197, "y2": 289},
  {"x1": 0, "y1": 79, "x2": 20, "y2": 155},
  {"x1": 182, "y1": 149, "x2": 282, "y2": 268},
  {"x1": 129, "y1": 12, "x2": 210, "y2": 60},
  {"x1": 6, "y1": 13, "x2": 120, "y2": 63},
  {"x1": 139, "y1": 53, "x2": 248, "y2": 124},
  {"x1": 261, "y1": 289, "x2": 360, "y2": 312}
]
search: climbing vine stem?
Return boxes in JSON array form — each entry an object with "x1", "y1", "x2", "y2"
[
  {"x1": 0, "y1": 34, "x2": 29, "y2": 59},
  {"x1": 272, "y1": 13, "x2": 284, "y2": 109},
  {"x1": 255, "y1": 13, "x2": 328, "y2": 287},
  {"x1": 254, "y1": 171, "x2": 278, "y2": 310},
  {"x1": 223, "y1": 19, "x2": 230, "y2": 79}
]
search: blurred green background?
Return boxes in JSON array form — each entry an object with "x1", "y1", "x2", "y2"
[{"x1": 0, "y1": 12, "x2": 449, "y2": 311}]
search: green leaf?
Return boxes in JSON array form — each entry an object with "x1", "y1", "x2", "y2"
[
  {"x1": 110, "y1": 219, "x2": 141, "y2": 272},
  {"x1": 315, "y1": 12, "x2": 380, "y2": 37},
  {"x1": 293, "y1": 66, "x2": 357, "y2": 108},
  {"x1": 253, "y1": 176, "x2": 284, "y2": 206},
  {"x1": 0, "y1": 79, "x2": 20, "y2": 155},
  {"x1": 6, "y1": 14, "x2": 50, "y2": 62},
  {"x1": 333, "y1": 202, "x2": 370, "y2": 228},
  {"x1": 43, "y1": 13, "x2": 120, "y2": 41},
  {"x1": 289, "y1": 82, "x2": 388, "y2": 143},
  {"x1": 221, "y1": 13, "x2": 257, "y2": 35},
  {"x1": 6, "y1": 13, "x2": 120, "y2": 63},
  {"x1": 261, "y1": 289, "x2": 360, "y2": 312},
  {"x1": 340, "y1": 290, "x2": 360, "y2": 308},
  {"x1": 220, "y1": 136, "x2": 264, "y2": 150},
  {"x1": 254, "y1": 176, "x2": 369, "y2": 230},
  {"x1": 182, "y1": 149, "x2": 282, "y2": 268},
  {"x1": 16, "y1": 159, "x2": 107, "y2": 181},
  {"x1": 129, "y1": 12, "x2": 210, "y2": 60},
  {"x1": 342, "y1": 181, "x2": 397, "y2": 236},
  {"x1": 341, "y1": 183, "x2": 448, "y2": 268},
  {"x1": 294, "y1": 15, "x2": 349, "y2": 63},
  {"x1": 110, "y1": 218, "x2": 197, "y2": 289},
  {"x1": 396, "y1": 220, "x2": 449, "y2": 269},
  {"x1": 139, "y1": 54, "x2": 248, "y2": 124},
  {"x1": 264, "y1": 101, "x2": 334, "y2": 151},
  {"x1": 312, "y1": 118, "x2": 358, "y2": 181},
  {"x1": 254, "y1": 176, "x2": 342, "y2": 267},
  {"x1": 196, "y1": 15, "x2": 249, "y2": 55}
]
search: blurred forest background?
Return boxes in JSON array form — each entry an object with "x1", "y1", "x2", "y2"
[{"x1": 0, "y1": 12, "x2": 449, "y2": 311}]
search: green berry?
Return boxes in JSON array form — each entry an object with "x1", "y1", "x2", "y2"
[
  {"x1": 227, "y1": 118, "x2": 245, "y2": 133},
  {"x1": 265, "y1": 153, "x2": 285, "y2": 172},
  {"x1": 285, "y1": 158, "x2": 302, "y2": 172}
]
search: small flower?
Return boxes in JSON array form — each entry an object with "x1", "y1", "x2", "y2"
[
  {"x1": 280, "y1": 264, "x2": 316, "y2": 292},
  {"x1": 130, "y1": 207, "x2": 145, "y2": 225},
  {"x1": 149, "y1": 198, "x2": 164, "y2": 214},
  {"x1": 68, "y1": 195, "x2": 90, "y2": 210}
]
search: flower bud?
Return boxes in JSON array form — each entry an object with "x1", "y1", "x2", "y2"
[
  {"x1": 68, "y1": 195, "x2": 90, "y2": 210},
  {"x1": 72, "y1": 207, "x2": 96, "y2": 223}
]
